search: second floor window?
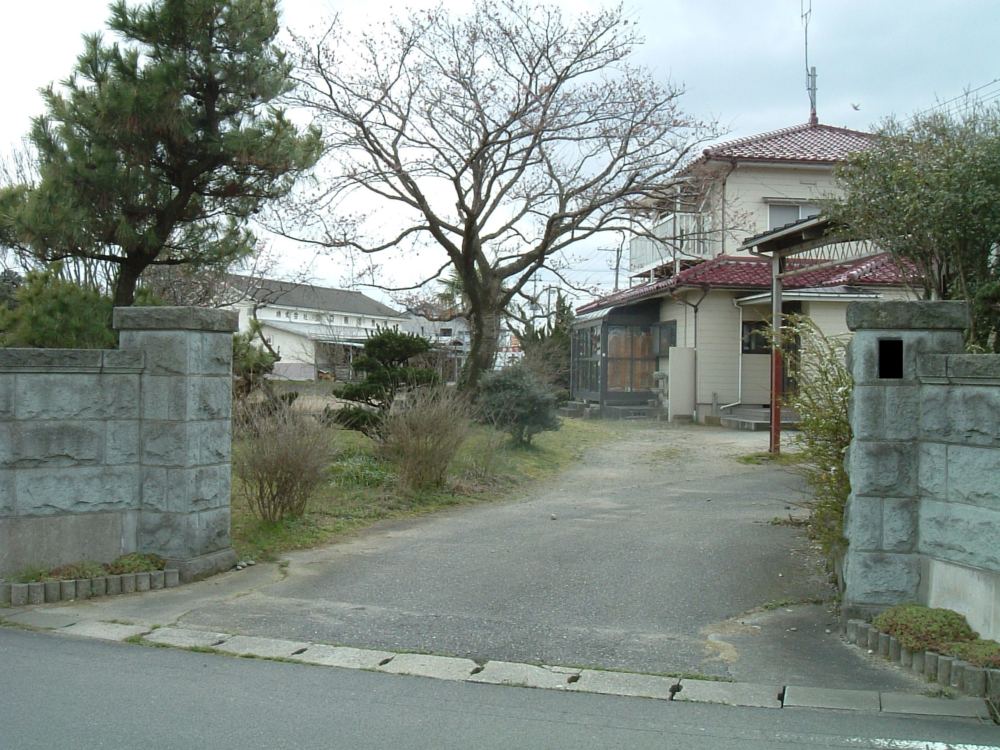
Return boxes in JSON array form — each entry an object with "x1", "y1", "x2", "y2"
[{"x1": 768, "y1": 203, "x2": 821, "y2": 230}]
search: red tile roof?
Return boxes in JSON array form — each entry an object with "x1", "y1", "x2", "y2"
[
  {"x1": 690, "y1": 122, "x2": 875, "y2": 168},
  {"x1": 577, "y1": 253, "x2": 913, "y2": 314}
]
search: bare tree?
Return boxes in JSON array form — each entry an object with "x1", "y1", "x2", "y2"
[{"x1": 284, "y1": 1, "x2": 715, "y2": 389}]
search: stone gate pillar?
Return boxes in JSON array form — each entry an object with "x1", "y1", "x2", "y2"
[
  {"x1": 842, "y1": 300, "x2": 968, "y2": 619},
  {"x1": 114, "y1": 307, "x2": 239, "y2": 581}
]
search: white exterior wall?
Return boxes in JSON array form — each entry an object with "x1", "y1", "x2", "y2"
[
  {"x1": 803, "y1": 300, "x2": 852, "y2": 340},
  {"x1": 659, "y1": 292, "x2": 743, "y2": 414},
  {"x1": 258, "y1": 324, "x2": 316, "y2": 379},
  {"x1": 722, "y1": 164, "x2": 842, "y2": 254}
]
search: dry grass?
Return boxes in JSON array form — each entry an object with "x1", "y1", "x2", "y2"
[
  {"x1": 232, "y1": 402, "x2": 336, "y2": 522},
  {"x1": 380, "y1": 387, "x2": 472, "y2": 493}
]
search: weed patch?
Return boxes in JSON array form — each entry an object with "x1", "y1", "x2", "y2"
[
  {"x1": 736, "y1": 451, "x2": 802, "y2": 466},
  {"x1": 873, "y1": 603, "x2": 977, "y2": 653}
]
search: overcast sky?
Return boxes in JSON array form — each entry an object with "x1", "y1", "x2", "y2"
[{"x1": 2, "y1": 1, "x2": 998, "y2": 301}]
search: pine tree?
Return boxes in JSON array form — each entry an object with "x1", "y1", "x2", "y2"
[{"x1": 0, "y1": 0, "x2": 320, "y2": 305}]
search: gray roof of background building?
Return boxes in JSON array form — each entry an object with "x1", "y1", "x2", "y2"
[{"x1": 229, "y1": 275, "x2": 404, "y2": 318}]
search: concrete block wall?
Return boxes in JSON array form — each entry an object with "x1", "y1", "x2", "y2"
[
  {"x1": 0, "y1": 307, "x2": 238, "y2": 581},
  {"x1": 0, "y1": 349, "x2": 145, "y2": 576},
  {"x1": 844, "y1": 301, "x2": 1000, "y2": 639}
]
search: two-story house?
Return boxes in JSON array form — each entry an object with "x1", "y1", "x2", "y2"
[{"x1": 571, "y1": 121, "x2": 914, "y2": 424}]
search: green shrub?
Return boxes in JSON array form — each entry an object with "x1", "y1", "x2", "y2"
[
  {"x1": 325, "y1": 404, "x2": 382, "y2": 434},
  {"x1": 12, "y1": 566, "x2": 52, "y2": 584},
  {"x1": 233, "y1": 405, "x2": 335, "y2": 522},
  {"x1": 778, "y1": 316, "x2": 852, "y2": 561},
  {"x1": 0, "y1": 264, "x2": 116, "y2": 348},
  {"x1": 233, "y1": 328, "x2": 278, "y2": 398},
  {"x1": 104, "y1": 553, "x2": 166, "y2": 574},
  {"x1": 476, "y1": 364, "x2": 560, "y2": 446},
  {"x1": 873, "y1": 604, "x2": 977, "y2": 653},
  {"x1": 49, "y1": 561, "x2": 108, "y2": 580},
  {"x1": 380, "y1": 386, "x2": 471, "y2": 492},
  {"x1": 943, "y1": 638, "x2": 1000, "y2": 668},
  {"x1": 331, "y1": 329, "x2": 438, "y2": 437}
]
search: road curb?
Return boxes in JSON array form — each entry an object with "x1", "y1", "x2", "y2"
[{"x1": 2, "y1": 616, "x2": 994, "y2": 722}]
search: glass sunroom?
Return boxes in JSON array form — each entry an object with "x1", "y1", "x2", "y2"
[{"x1": 570, "y1": 300, "x2": 674, "y2": 408}]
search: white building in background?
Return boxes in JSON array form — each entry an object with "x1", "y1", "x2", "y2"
[{"x1": 228, "y1": 276, "x2": 469, "y2": 381}]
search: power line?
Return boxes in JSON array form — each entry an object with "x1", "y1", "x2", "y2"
[{"x1": 912, "y1": 77, "x2": 1000, "y2": 119}]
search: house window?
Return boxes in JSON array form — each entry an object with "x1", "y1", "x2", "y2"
[
  {"x1": 293, "y1": 312, "x2": 299, "y2": 319},
  {"x1": 344, "y1": 316, "x2": 350, "y2": 324},
  {"x1": 767, "y1": 203, "x2": 821, "y2": 230},
  {"x1": 654, "y1": 321, "x2": 677, "y2": 355},
  {"x1": 742, "y1": 321, "x2": 770, "y2": 354},
  {"x1": 440, "y1": 327, "x2": 453, "y2": 337}
]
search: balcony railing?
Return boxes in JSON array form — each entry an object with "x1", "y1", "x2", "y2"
[{"x1": 628, "y1": 213, "x2": 718, "y2": 274}]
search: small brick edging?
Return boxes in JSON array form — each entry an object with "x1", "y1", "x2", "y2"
[
  {"x1": 0, "y1": 570, "x2": 180, "y2": 607},
  {"x1": 846, "y1": 619, "x2": 1000, "y2": 700}
]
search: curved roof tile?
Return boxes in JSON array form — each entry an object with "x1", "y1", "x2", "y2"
[
  {"x1": 577, "y1": 253, "x2": 914, "y2": 314},
  {"x1": 696, "y1": 122, "x2": 875, "y2": 166}
]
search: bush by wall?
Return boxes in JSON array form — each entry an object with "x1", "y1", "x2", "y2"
[
  {"x1": 779, "y1": 315, "x2": 853, "y2": 563},
  {"x1": 232, "y1": 404, "x2": 334, "y2": 522}
]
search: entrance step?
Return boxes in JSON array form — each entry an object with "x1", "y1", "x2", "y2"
[{"x1": 720, "y1": 407, "x2": 799, "y2": 431}]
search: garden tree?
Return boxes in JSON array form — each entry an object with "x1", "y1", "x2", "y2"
[
  {"x1": 830, "y1": 105, "x2": 1000, "y2": 350},
  {"x1": 0, "y1": 264, "x2": 117, "y2": 349},
  {"x1": 0, "y1": 0, "x2": 320, "y2": 307},
  {"x1": 286, "y1": 1, "x2": 715, "y2": 389},
  {"x1": 232, "y1": 324, "x2": 279, "y2": 398},
  {"x1": 513, "y1": 290, "x2": 573, "y2": 392},
  {"x1": 331, "y1": 328, "x2": 439, "y2": 435}
]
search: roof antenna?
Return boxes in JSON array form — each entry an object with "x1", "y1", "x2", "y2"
[{"x1": 802, "y1": 0, "x2": 818, "y2": 125}]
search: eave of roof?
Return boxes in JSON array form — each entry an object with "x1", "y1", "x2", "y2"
[{"x1": 576, "y1": 253, "x2": 914, "y2": 315}]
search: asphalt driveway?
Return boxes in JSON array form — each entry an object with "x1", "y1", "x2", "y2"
[{"x1": 164, "y1": 422, "x2": 920, "y2": 690}]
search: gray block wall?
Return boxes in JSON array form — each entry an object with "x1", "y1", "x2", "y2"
[
  {"x1": 844, "y1": 301, "x2": 1000, "y2": 639},
  {"x1": 0, "y1": 307, "x2": 238, "y2": 581}
]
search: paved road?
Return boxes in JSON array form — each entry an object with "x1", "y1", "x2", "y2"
[
  {"x1": 3, "y1": 629, "x2": 997, "y2": 750},
  {"x1": 168, "y1": 422, "x2": 918, "y2": 689}
]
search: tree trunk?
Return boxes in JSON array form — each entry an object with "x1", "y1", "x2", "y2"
[
  {"x1": 459, "y1": 305, "x2": 501, "y2": 392},
  {"x1": 113, "y1": 258, "x2": 147, "y2": 307}
]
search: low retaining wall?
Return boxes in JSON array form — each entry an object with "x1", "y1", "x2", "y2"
[
  {"x1": 0, "y1": 307, "x2": 238, "y2": 581},
  {"x1": 843, "y1": 301, "x2": 1000, "y2": 639}
]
